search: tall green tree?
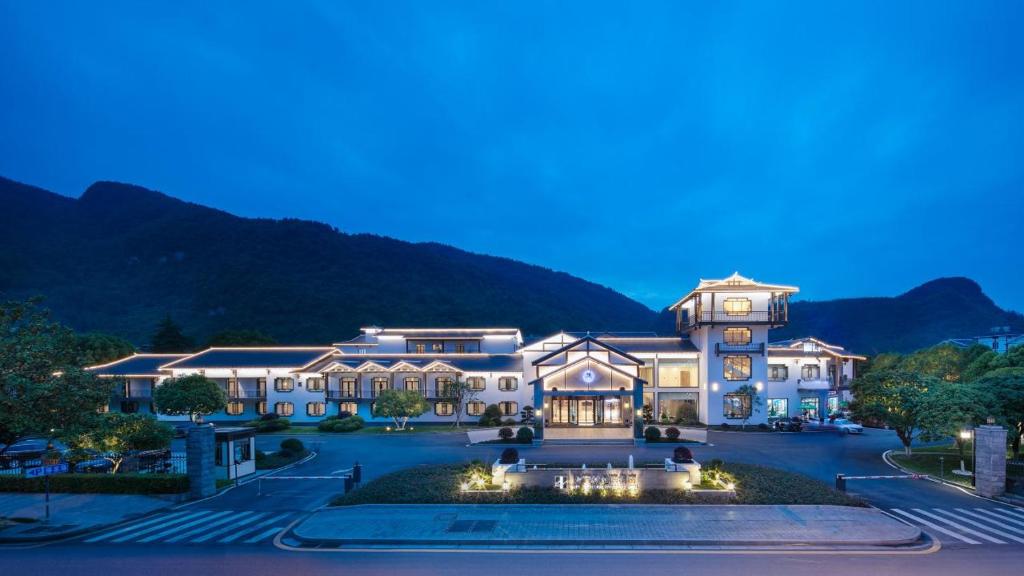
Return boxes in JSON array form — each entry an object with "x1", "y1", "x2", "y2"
[
  {"x1": 71, "y1": 414, "x2": 173, "y2": 473},
  {"x1": 75, "y1": 332, "x2": 136, "y2": 366},
  {"x1": 729, "y1": 383, "x2": 763, "y2": 430},
  {"x1": 849, "y1": 370, "x2": 935, "y2": 455},
  {"x1": 899, "y1": 344, "x2": 965, "y2": 382},
  {"x1": 0, "y1": 298, "x2": 113, "y2": 456},
  {"x1": 153, "y1": 374, "x2": 226, "y2": 423},
  {"x1": 917, "y1": 381, "x2": 996, "y2": 463},
  {"x1": 150, "y1": 315, "x2": 193, "y2": 353},
  {"x1": 976, "y1": 367, "x2": 1024, "y2": 457},
  {"x1": 372, "y1": 389, "x2": 428, "y2": 430},
  {"x1": 205, "y1": 329, "x2": 277, "y2": 347}
]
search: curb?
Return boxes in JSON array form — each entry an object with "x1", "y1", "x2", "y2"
[{"x1": 881, "y1": 449, "x2": 1024, "y2": 509}]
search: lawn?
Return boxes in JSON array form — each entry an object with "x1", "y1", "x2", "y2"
[
  {"x1": 255, "y1": 449, "x2": 309, "y2": 469},
  {"x1": 330, "y1": 461, "x2": 864, "y2": 507}
]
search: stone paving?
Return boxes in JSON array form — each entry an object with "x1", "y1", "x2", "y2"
[{"x1": 292, "y1": 504, "x2": 921, "y2": 547}]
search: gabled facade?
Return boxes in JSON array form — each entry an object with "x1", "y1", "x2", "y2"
[{"x1": 88, "y1": 274, "x2": 865, "y2": 438}]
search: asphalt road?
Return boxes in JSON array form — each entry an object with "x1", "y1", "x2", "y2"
[{"x1": 3, "y1": 427, "x2": 1023, "y2": 575}]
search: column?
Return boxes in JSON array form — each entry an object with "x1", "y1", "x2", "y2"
[
  {"x1": 633, "y1": 378, "x2": 645, "y2": 445},
  {"x1": 975, "y1": 424, "x2": 1007, "y2": 498},
  {"x1": 186, "y1": 425, "x2": 216, "y2": 500},
  {"x1": 532, "y1": 379, "x2": 544, "y2": 442}
]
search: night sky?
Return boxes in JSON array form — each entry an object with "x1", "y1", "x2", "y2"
[{"x1": 2, "y1": 2, "x2": 1022, "y2": 311}]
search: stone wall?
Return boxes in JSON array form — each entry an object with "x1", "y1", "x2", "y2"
[
  {"x1": 186, "y1": 425, "x2": 216, "y2": 500},
  {"x1": 974, "y1": 424, "x2": 1007, "y2": 498}
]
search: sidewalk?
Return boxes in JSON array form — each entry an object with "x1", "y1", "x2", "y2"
[
  {"x1": 288, "y1": 504, "x2": 923, "y2": 550},
  {"x1": 0, "y1": 493, "x2": 174, "y2": 542}
]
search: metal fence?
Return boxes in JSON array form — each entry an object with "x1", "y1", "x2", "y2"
[{"x1": 0, "y1": 450, "x2": 186, "y2": 476}]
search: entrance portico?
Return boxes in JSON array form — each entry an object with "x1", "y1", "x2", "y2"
[{"x1": 529, "y1": 336, "x2": 645, "y2": 443}]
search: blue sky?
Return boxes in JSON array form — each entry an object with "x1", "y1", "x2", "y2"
[{"x1": 2, "y1": 1, "x2": 1022, "y2": 311}]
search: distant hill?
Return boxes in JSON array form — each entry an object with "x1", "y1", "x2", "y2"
[
  {"x1": 653, "y1": 277, "x2": 1024, "y2": 354},
  {"x1": 0, "y1": 176, "x2": 657, "y2": 345}
]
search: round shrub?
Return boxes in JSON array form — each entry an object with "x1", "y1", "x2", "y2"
[
  {"x1": 502, "y1": 418, "x2": 517, "y2": 426},
  {"x1": 498, "y1": 427, "x2": 514, "y2": 440},
  {"x1": 318, "y1": 417, "x2": 339, "y2": 431},
  {"x1": 672, "y1": 446, "x2": 693, "y2": 463},
  {"x1": 720, "y1": 422, "x2": 731, "y2": 430},
  {"x1": 331, "y1": 415, "x2": 365, "y2": 433},
  {"x1": 665, "y1": 426, "x2": 681, "y2": 440},
  {"x1": 499, "y1": 448, "x2": 519, "y2": 464},
  {"x1": 276, "y1": 448, "x2": 293, "y2": 459},
  {"x1": 280, "y1": 438, "x2": 304, "y2": 454},
  {"x1": 260, "y1": 413, "x2": 280, "y2": 422},
  {"x1": 516, "y1": 426, "x2": 534, "y2": 444},
  {"x1": 479, "y1": 404, "x2": 503, "y2": 427},
  {"x1": 255, "y1": 449, "x2": 266, "y2": 462},
  {"x1": 644, "y1": 426, "x2": 662, "y2": 442},
  {"x1": 338, "y1": 410, "x2": 354, "y2": 419}
]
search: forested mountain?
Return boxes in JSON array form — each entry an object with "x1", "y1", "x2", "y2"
[
  {"x1": 654, "y1": 277, "x2": 1024, "y2": 354},
  {"x1": 0, "y1": 176, "x2": 657, "y2": 345},
  {"x1": 3, "y1": 176, "x2": 1020, "y2": 353}
]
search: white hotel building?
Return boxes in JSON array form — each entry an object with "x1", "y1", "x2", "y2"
[{"x1": 89, "y1": 273, "x2": 864, "y2": 441}]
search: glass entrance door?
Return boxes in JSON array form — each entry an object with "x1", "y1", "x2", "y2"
[
  {"x1": 602, "y1": 397, "x2": 623, "y2": 424},
  {"x1": 551, "y1": 397, "x2": 572, "y2": 424},
  {"x1": 577, "y1": 398, "x2": 596, "y2": 426}
]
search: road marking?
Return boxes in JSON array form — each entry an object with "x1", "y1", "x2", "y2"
[
  {"x1": 993, "y1": 507, "x2": 1024, "y2": 521},
  {"x1": 889, "y1": 509, "x2": 981, "y2": 545},
  {"x1": 243, "y1": 526, "x2": 284, "y2": 544},
  {"x1": 83, "y1": 510, "x2": 192, "y2": 543},
  {"x1": 909, "y1": 509, "x2": 1004, "y2": 544},
  {"x1": 164, "y1": 511, "x2": 256, "y2": 543},
  {"x1": 972, "y1": 508, "x2": 1024, "y2": 528},
  {"x1": 956, "y1": 509, "x2": 1024, "y2": 534},
  {"x1": 218, "y1": 512, "x2": 292, "y2": 543},
  {"x1": 112, "y1": 510, "x2": 220, "y2": 543},
  {"x1": 930, "y1": 509, "x2": 1024, "y2": 543},
  {"x1": 134, "y1": 510, "x2": 233, "y2": 543},
  {"x1": 190, "y1": 513, "x2": 267, "y2": 543}
]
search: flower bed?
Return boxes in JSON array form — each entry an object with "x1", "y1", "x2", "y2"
[{"x1": 330, "y1": 461, "x2": 864, "y2": 507}]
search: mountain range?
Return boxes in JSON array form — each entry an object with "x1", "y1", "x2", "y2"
[{"x1": 2, "y1": 176, "x2": 1020, "y2": 354}]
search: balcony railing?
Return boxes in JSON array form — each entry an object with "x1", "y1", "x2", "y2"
[
  {"x1": 796, "y1": 379, "x2": 831, "y2": 391},
  {"x1": 687, "y1": 311, "x2": 785, "y2": 326},
  {"x1": 116, "y1": 388, "x2": 153, "y2": 399},
  {"x1": 220, "y1": 387, "x2": 267, "y2": 400},
  {"x1": 327, "y1": 389, "x2": 359, "y2": 400},
  {"x1": 715, "y1": 342, "x2": 766, "y2": 356}
]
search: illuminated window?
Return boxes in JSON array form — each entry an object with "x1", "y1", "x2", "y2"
[
  {"x1": 306, "y1": 377, "x2": 324, "y2": 392},
  {"x1": 225, "y1": 401, "x2": 244, "y2": 416},
  {"x1": 658, "y1": 360, "x2": 698, "y2": 387},
  {"x1": 768, "y1": 365, "x2": 788, "y2": 381},
  {"x1": 639, "y1": 366, "x2": 654, "y2": 387},
  {"x1": 801, "y1": 365, "x2": 821, "y2": 380},
  {"x1": 274, "y1": 402, "x2": 294, "y2": 416},
  {"x1": 371, "y1": 377, "x2": 389, "y2": 396},
  {"x1": 467, "y1": 377, "x2": 486, "y2": 391},
  {"x1": 339, "y1": 377, "x2": 357, "y2": 397},
  {"x1": 466, "y1": 401, "x2": 486, "y2": 416},
  {"x1": 306, "y1": 402, "x2": 326, "y2": 416},
  {"x1": 768, "y1": 398, "x2": 788, "y2": 418},
  {"x1": 339, "y1": 402, "x2": 357, "y2": 416},
  {"x1": 723, "y1": 327, "x2": 752, "y2": 345},
  {"x1": 499, "y1": 401, "x2": 518, "y2": 416},
  {"x1": 723, "y1": 356, "x2": 751, "y2": 381},
  {"x1": 226, "y1": 378, "x2": 240, "y2": 398},
  {"x1": 256, "y1": 401, "x2": 268, "y2": 415},
  {"x1": 435, "y1": 377, "x2": 453, "y2": 396},
  {"x1": 274, "y1": 377, "x2": 294, "y2": 392},
  {"x1": 723, "y1": 394, "x2": 751, "y2": 419},
  {"x1": 498, "y1": 377, "x2": 518, "y2": 391},
  {"x1": 723, "y1": 298, "x2": 752, "y2": 316},
  {"x1": 432, "y1": 343, "x2": 443, "y2": 353},
  {"x1": 455, "y1": 343, "x2": 466, "y2": 353},
  {"x1": 415, "y1": 344, "x2": 426, "y2": 353},
  {"x1": 404, "y1": 377, "x2": 421, "y2": 392},
  {"x1": 434, "y1": 401, "x2": 454, "y2": 416}
]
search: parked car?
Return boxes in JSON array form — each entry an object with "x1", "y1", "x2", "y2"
[
  {"x1": 833, "y1": 419, "x2": 864, "y2": 434},
  {"x1": 773, "y1": 417, "x2": 803, "y2": 432}
]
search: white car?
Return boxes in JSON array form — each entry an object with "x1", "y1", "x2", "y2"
[{"x1": 832, "y1": 419, "x2": 863, "y2": 434}]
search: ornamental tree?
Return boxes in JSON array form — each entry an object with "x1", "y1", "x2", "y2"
[
  {"x1": 72, "y1": 413, "x2": 173, "y2": 473},
  {"x1": 436, "y1": 378, "x2": 480, "y2": 428},
  {"x1": 372, "y1": 389, "x2": 428, "y2": 430},
  {"x1": 0, "y1": 298, "x2": 113, "y2": 456},
  {"x1": 730, "y1": 383, "x2": 763, "y2": 429},
  {"x1": 850, "y1": 369, "x2": 935, "y2": 455},
  {"x1": 153, "y1": 374, "x2": 226, "y2": 423}
]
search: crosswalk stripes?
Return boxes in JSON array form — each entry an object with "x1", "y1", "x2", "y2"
[
  {"x1": 79, "y1": 509, "x2": 297, "y2": 546},
  {"x1": 890, "y1": 507, "x2": 1024, "y2": 545}
]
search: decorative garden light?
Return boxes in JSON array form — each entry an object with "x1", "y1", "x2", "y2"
[
  {"x1": 502, "y1": 480, "x2": 510, "y2": 493},
  {"x1": 460, "y1": 482, "x2": 470, "y2": 492}
]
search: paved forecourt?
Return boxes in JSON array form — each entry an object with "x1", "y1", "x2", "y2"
[{"x1": 288, "y1": 504, "x2": 922, "y2": 549}]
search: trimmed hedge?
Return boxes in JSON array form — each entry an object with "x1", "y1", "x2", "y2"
[{"x1": 0, "y1": 474, "x2": 188, "y2": 494}]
